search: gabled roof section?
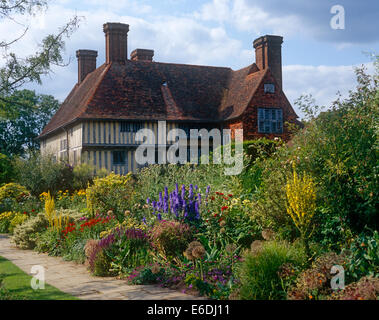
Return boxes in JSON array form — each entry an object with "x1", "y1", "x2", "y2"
[
  {"x1": 39, "y1": 59, "x2": 291, "y2": 138},
  {"x1": 219, "y1": 65, "x2": 267, "y2": 120},
  {"x1": 40, "y1": 64, "x2": 109, "y2": 137}
]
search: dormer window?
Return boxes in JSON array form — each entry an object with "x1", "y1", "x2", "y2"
[{"x1": 264, "y1": 83, "x2": 275, "y2": 93}]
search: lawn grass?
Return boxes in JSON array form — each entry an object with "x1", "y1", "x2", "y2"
[{"x1": 0, "y1": 256, "x2": 78, "y2": 300}]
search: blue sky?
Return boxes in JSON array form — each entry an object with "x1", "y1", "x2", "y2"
[{"x1": 1, "y1": 0, "x2": 378, "y2": 118}]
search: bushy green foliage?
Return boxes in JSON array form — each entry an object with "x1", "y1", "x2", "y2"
[
  {"x1": 85, "y1": 173, "x2": 134, "y2": 221},
  {"x1": 72, "y1": 163, "x2": 97, "y2": 190},
  {"x1": 346, "y1": 230, "x2": 379, "y2": 281},
  {"x1": 0, "y1": 153, "x2": 15, "y2": 185},
  {"x1": 13, "y1": 152, "x2": 74, "y2": 197},
  {"x1": 104, "y1": 229, "x2": 152, "y2": 275},
  {"x1": 0, "y1": 212, "x2": 18, "y2": 233},
  {"x1": 92, "y1": 250, "x2": 113, "y2": 276},
  {"x1": 12, "y1": 209, "x2": 82, "y2": 249},
  {"x1": 246, "y1": 60, "x2": 378, "y2": 251},
  {"x1": 11, "y1": 213, "x2": 48, "y2": 249},
  {"x1": 8, "y1": 213, "x2": 28, "y2": 234},
  {"x1": 238, "y1": 240, "x2": 306, "y2": 300},
  {"x1": 135, "y1": 163, "x2": 241, "y2": 207},
  {"x1": 0, "y1": 182, "x2": 30, "y2": 213},
  {"x1": 0, "y1": 90, "x2": 59, "y2": 157}
]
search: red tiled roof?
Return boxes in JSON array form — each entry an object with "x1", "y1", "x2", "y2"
[{"x1": 39, "y1": 60, "x2": 268, "y2": 138}]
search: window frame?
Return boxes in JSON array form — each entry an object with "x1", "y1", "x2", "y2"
[
  {"x1": 112, "y1": 150, "x2": 126, "y2": 165},
  {"x1": 120, "y1": 122, "x2": 143, "y2": 133},
  {"x1": 257, "y1": 108, "x2": 283, "y2": 134},
  {"x1": 264, "y1": 83, "x2": 275, "y2": 94}
]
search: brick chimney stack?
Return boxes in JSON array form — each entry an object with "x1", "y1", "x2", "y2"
[
  {"x1": 76, "y1": 50, "x2": 97, "y2": 84},
  {"x1": 253, "y1": 35, "x2": 283, "y2": 89},
  {"x1": 131, "y1": 49, "x2": 154, "y2": 62},
  {"x1": 103, "y1": 22, "x2": 130, "y2": 64}
]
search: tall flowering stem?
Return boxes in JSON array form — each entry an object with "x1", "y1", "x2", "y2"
[
  {"x1": 147, "y1": 184, "x2": 210, "y2": 223},
  {"x1": 286, "y1": 162, "x2": 316, "y2": 257}
]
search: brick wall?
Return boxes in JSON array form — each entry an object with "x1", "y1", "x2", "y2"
[{"x1": 225, "y1": 71, "x2": 298, "y2": 142}]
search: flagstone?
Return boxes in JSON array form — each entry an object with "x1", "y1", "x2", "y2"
[{"x1": 0, "y1": 234, "x2": 203, "y2": 300}]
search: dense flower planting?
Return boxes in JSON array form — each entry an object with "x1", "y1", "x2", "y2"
[{"x1": 1, "y1": 62, "x2": 378, "y2": 300}]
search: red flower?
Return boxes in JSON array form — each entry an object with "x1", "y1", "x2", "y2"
[
  {"x1": 210, "y1": 196, "x2": 215, "y2": 201},
  {"x1": 221, "y1": 206, "x2": 228, "y2": 211},
  {"x1": 228, "y1": 194, "x2": 233, "y2": 197},
  {"x1": 32, "y1": 209, "x2": 35, "y2": 212},
  {"x1": 23, "y1": 211, "x2": 27, "y2": 215}
]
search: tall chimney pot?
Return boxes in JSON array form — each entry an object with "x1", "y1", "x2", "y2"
[
  {"x1": 103, "y1": 22, "x2": 130, "y2": 64},
  {"x1": 76, "y1": 49, "x2": 97, "y2": 84},
  {"x1": 253, "y1": 35, "x2": 283, "y2": 89}
]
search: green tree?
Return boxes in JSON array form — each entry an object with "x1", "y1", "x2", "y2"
[
  {"x1": 0, "y1": 0, "x2": 80, "y2": 114},
  {"x1": 0, "y1": 89, "x2": 59, "y2": 156},
  {"x1": 0, "y1": 152, "x2": 14, "y2": 184}
]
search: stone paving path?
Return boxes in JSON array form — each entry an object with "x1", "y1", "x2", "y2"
[{"x1": 0, "y1": 234, "x2": 202, "y2": 300}]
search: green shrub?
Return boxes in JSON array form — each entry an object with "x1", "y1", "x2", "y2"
[
  {"x1": 72, "y1": 163, "x2": 107, "y2": 190},
  {"x1": 13, "y1": 152, "x2": 74, "y2": 197},
  {"x1": 238, "y1": 240, "x2": 306, "y2": 300},
  {"x1": 34, "y1": 228, "x2": 62, "y2": 256},
  {"x1": 150, "y1": 220, "x2": 193, "y2": 260},
  {"x1": 0, "y1": 211, "x2": 18, "y2": 233},
  {"x1": 0, "y1": 153, "x2": 15, "y2": 186},
  {"x1": 0, "y1": 183, "x2": 30, "y2": 212},
  {"x1": 292, "y1": 63, "x2": 378, "y2": 247},
  {"x1": 135, "y1": 163, "x2": 241, "y2": 209},
  {"x1": 345, "y1": 230, "x2": 379, "y2": 282},
  {"x1": 86, "y1": 173, "x2": 134, "y2": 221},
  {"x1": 11, "y1": 209, "x2": 83, "y2": 249},
  {"x1": 9, "y1": 213, "x2": 28, "y2": 234},
  {"x1": 250, "y1": 157, "x2": 297, "y2": 240},
  {"x1": 11, "y1": 213, "x2": 49, "y2": 249},
  {"x1": 105, "y1": 228, "x2": 152, "y2": 275},
  {"x1": 93, "y1": 250, "x2": 113, "y2": 276}
]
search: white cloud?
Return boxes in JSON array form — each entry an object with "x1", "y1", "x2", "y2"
[
  {"x1": 283, "y1": 63, "x2": 374, "y2": 119},
  {"x1": 1, "y1": 0, "x2": 373, "y2": 122},
  {"x1": 194, "y1": 0, "x2": 301, "y2": 37}
]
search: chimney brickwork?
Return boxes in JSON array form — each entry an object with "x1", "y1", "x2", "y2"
[
  {"x1": 76, "y1": 49, "x2": 97, "y2": 84},
  {"x1": 131, "y1": 49, "x2": 154, "y2": 62},
  {"x1": 253, "y1": 35, "x2": 283, "y2": 89},
  {"x1": 103, "y1": 22, "x2": 130, "y2": 63}
]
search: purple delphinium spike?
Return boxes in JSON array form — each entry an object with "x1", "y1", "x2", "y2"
[
  {"x1": 157, "y1": 213, "x2": 162, "y2": 221},
  {"x1": 195, "y1": 201, "x2": 200, "y2": 219},
  {"x1": 142, "y1": 217, "x2": 147, "y2": 224},
  {"x1": 189, "y1": 184, "x2": 194, "y2": 200},
  {"x1": 146, "y1": 197, "x2": 150, "y2": 204}
]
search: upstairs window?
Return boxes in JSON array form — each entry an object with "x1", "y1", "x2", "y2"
[
  {"x1": 264, "y1": 83, "x2": 275, "y2": 93},
  {"x1": 120, "y1": 122, "x2": 143, "y2": 133},
  {"x1": 60, "y1": 139, "x2": 67, "y2": 151},
  {"x1": 178, "y1": 123, "x2": 216, "y2": 136},
  {"x1": 113, "y1": 151, "x2": 126, "y2": 165},
  {"x1": 258, "y1": 108, "x2": 283, "y2": 134}
]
